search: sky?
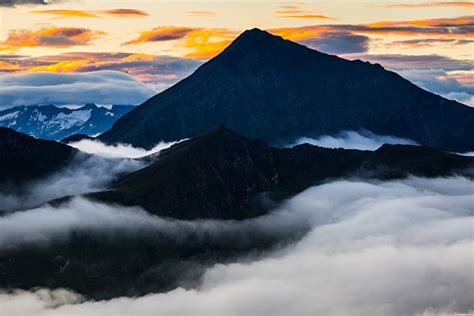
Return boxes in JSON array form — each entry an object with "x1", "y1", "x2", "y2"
[{"x1": 0, "y1": 0, "x2": 473, "y2": 106}]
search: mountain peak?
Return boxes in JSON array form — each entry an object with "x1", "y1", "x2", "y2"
[
  {"x1": 237, "y1": 28, "x2": 274, "y2": 41},
  {"x1": 222, "y1": 28, "x2": 288, "y2": 52}
]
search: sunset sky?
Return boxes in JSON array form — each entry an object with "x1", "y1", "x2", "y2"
[{"x1": 0, "y1": 0, "x2": 472, "y2": 106}]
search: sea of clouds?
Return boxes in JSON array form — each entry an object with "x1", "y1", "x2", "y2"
[
  {"x1": 0, "y1": 132, "x2": 473, "y2": 316},
  {"x1": 0, "y1": 176, "x2": 473, "y2": 316}
]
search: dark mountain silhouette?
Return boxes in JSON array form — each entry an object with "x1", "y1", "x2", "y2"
[
  {"x1": 99, "y1": 28, "x2": 474, "y2": 152},
  {"x1": 0, "y1": 127, "x2": 75, "y2": 185},
  {"x1": 92, "y1": 125, "x2": 474, "y2": 220},
  {"x1": 61, "y1": 133, "x2": 95, "y2": 143}
]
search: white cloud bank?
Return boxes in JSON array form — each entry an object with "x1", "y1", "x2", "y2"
[
  {"x1": 0, "y1": 153, "x2": 144, "y2": 211},
  {"x1": 1, "y1": 176, "x2": 473, "y2": 316},
  {"x1": 68, "y1": 139, "x2": 181, "y2": 159},
  {"x1": 0, "y1": 71, "x2": 154, "y2": 109},
  {"x1": 289, "y1": 130, "x2": 417, "y2": 150}
]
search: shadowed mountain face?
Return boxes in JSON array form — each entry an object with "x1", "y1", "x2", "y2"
[
  {"x1": 92, "y1": 126, "x2": 474, "y2": 220},
  {"x1": 99, "y1": 28, "x2": 474, "y2": 152},
  {"x1": 0, "y1": 127, "x2": 75, "y2": 185}
]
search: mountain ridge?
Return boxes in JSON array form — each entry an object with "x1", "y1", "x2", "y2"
[{"x1": 92, "y1": 125, "x2": 474, "y2": 220}]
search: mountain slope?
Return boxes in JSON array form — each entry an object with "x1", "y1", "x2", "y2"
[
  {"x1": 0, "y1": 104, "x2": 133, "y2": 140},
  {"x1": 99, "y1": 28, "x2": 474, "y2": 152},
  {"x1": 0, "y1": 127, "x2": 75, "y2": 185},
  {"x1": 92, "y1": 126, "x2": 474, "y2": 220}
]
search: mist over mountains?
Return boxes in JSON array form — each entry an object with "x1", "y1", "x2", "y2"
[{"x1": 0, "y1": 28, "x2": 473, "y2": 316}]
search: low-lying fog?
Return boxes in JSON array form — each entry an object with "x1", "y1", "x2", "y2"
[{"x1": 0, "y1": 132, "x2": 472, "y2": 316}]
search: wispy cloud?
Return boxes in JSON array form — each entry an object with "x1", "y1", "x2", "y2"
[
  {"x1": 274, "y1": 5, "x2": 335, "y2": 20},
  {"x1": 99, "y1": 9, "x2": 149, "y2": 17},
  {"x1": 271, "y1": 16, "x2": 474, "y2": 41},
  {"x1": 31, "y1": 9, "x2": 149, "y2": 18},
  {"x1": 186, "y1": 10, "x2": 216, "y2": 17},
  {"x1": 389, "y1": 38, "x2": 474, "y2": 48},
  {"x1": 124, "y1": 26, "x2": 237, "y2": 59},
  {"x1": 0, "y1": 27, "x2": 105, "y2": 48},
  {"x1": 31, "y1": 9, "x2": 101, "y2": 18},
  {"x1": 0, "y1": 52, "x2": 201, "y2": 91},
  {"x1": 386, "y1": 1, "x2": 474, "y2": 9},
  {"x1": 124, "y1": 26, "x2": 195, "y2": 45}
]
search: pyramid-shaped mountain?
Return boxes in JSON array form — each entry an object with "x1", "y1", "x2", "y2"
[{"x1": 99, "y1": 28, "x2": 474, "y2": 152}]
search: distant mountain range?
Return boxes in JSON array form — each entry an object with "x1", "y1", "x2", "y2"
[
  {"x1": 99, "y1": 28, "x2": 474, "y2": 153},
  {"x1": 0, "y1": 103, "x2": 133, "y2": 140}
]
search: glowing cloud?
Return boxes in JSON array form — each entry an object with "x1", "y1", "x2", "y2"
[
  {"x1": 0, "y1": 27, "x2": 105, "y2": 48},
  {"x1": 386, "y1": 2, "x2": 474, "y2": 9},
  {"x1": 31, "y1": 9, "x2": 149, "y2": 18},
  {"x1": 186, "y1": 11, "x2": 216, "y2": 17},
  {"x1": 31, "y1": 9, "x2": 100, "y2": 18},
  {"x1": 124, "y1": 27, "x2": 194, "y2": 45},
  {"x1": 99, "y1": 9, "x2": 149, "y2": 17}
]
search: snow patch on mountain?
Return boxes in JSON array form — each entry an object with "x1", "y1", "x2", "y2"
[
  {"x1": 52, "y1": 110, "x2": 92, "y2": 130},
  {"x1": 0, "y1": 111, "x2": 20, "y2": 122}
]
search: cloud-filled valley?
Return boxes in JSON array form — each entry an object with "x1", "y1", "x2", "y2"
[
  {"x1": 287, "y1": 130, "x2": 418, "y2": 150},
  {"x1": 0, "y1": 152, "x2": 144, "y2": 211},
  {"x1": 1, "y1": 177, "x2": 473, "y2": 316},
  {"x1": 68, "y1": 138, "x2": 181, "y2": 159}
]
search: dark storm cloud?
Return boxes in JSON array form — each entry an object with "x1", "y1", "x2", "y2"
[
  {"x1": 301, "y1": 31, "x2": 369, "y2": 54},
  {"x1": 348, "y1": 53, "x2": 474, "y2": 71}
]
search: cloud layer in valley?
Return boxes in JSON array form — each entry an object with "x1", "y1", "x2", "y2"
[
  {"x1": 0, "y1": 71, "x2": 154, "y2": 108},
  {"x1": 288, "y1": 130, "x2": 417, "y2": 150},
  {"x1": 68, "y1": 139, "x2": 181, "y2": 159},
  {"x1": 0, "y1": 176, "x2": 473, "y2": 315},
  {"x1": 0, "y1": 152, "x2": 144, "y2": 211}
]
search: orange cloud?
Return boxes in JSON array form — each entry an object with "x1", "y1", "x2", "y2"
[
  {"x1": 276, "y1": 14, "x2": 335, "y2": 20},
  {"x1": 274, "y1": 5, "x2": 335, "y2": 20},
  {"x1": 31, "y1": 9, "x2": 148, "y2": 18},
  {"x1": 271, "y1": 15, "x2": 474, "y2": 41},
  {"x1": 31, "y1": 10, "x2": 100, "y2": 18},
  {"x1": 124, "y1": 26, "x2": 194, "y2": 45},
  {"x1": 1, "y1": 27, "x2": 106, "y2": 48},
  {"x1": 0, "y1": 60, "x2": 20, "y2": 71},
  {"x1": 367, "y1": 16, "x2": 474, "y2": 28},
  {"x1": 186, "y1": 10, "x2": 216, "y2": 17},
  {"x1": 123, "y1": 26, "x2": 237, "y2": 58},
  {"x1": 386, "y1": 2, "x2": 474, "y2": 9},
  {"x1": 99, "y1": 9, "x2": 149, "y2": 17},
  {"x1": 181, "y1": 29, "x2": 237, "y2": 59}
]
